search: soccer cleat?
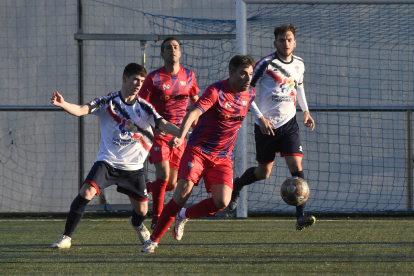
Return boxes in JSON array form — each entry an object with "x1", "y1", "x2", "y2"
[
  {"x1": 52, "y1": 235, "x2": 71, "y2": 249},
  {"x1": 295, "y1": 215, "x2": 316, "y2": 231},
  {"x1": 172, "y1": 212, "x2": 188, "y2": 241},
  {"x1": 129, "y1": 217, "x2": 150, "y2": 244},
  {"x1": 141, "y1": 239, "x2": 158, "y2": 253},
  {"x1": 227, "y1": 177, "x2": 241, "y2": 211},
  {"x1": 151, "y1": 220, "x2": 157, "y2": 230}
]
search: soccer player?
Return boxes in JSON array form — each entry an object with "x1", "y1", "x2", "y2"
[
  {"x1": 50, "y1": 63, "x2": 180, "y2": 249},
  {"x1": 227, "y1": 24, "x2": 316, "y2": 231},
  {"x1": 138, "y1": 37, "x2": 199, "y2": 230},
  {"x1": 141, "y1": 55, "x2": 256, "y2": 253}
]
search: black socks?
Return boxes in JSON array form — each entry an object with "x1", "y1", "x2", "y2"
[{"x1": 63, "y1": 194, "x2": 90, "y2": 237}]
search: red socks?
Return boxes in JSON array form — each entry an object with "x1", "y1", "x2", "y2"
[
  {"x1": 150, "y1": 199, "x2": 182, "y2": 243},
  {"x1": 185, "y1": 198, "x2": 222, "y2": 219},
  {"x1": 151, "y1": 178, "x2": 169, "y2": 223}
]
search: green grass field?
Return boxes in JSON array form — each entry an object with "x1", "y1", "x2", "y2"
[{"x1": 1, "y1": 217, "x2": 414, "y2": 275}]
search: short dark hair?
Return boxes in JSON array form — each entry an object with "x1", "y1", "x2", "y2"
[
  {"x1": 274, "y1": 24, "x2": 297, "y2": 39},
  {"x1": 228, "y1": 55, "x2": 255, "y2": 72},
  {"x1": 161, "y1": 37, "x2": 180, "y2": 52},
  {"x1": 123, "y1": 63, "x2": 147, "y2": 78}
]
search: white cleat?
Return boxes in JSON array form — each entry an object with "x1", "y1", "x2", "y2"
[
  {"x1": 141, "y1": 239, "x2": 158, "y2": 253},
  {"x1": 172, "y1": 212, "x2": 188, "y2": 241},
  {"x1": 52, "y1": 235, "x2": 71, "y2": 249},
  {"x1": 129, "y1": 217, "x2": 150, "y2": 245}
]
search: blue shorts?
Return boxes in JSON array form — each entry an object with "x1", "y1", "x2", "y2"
[
  {"x1": 83, "y1": 161, "x2": 148, "y2": 201},
  {"x1": 255, "y1": 115, "x2": 303, "y2": 164}
]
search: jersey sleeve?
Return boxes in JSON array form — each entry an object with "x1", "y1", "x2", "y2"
[
  {"x1": 296, "y1": 66, "x2": 309, "y2": 112},
  {"x1": 193, "y1": 84, "x2": 219, "y2": 113},
  {"x1": 189, "y1": 71, "x2": 200, "y2": 97},
  {"x1": 251, "y1": 58, "x2": 268, "y2": 87},
  {"x1": 138, "y1": 74, "x2": 154, "y2": 102},
  {"x1": 138, "y1": 98, "x2": 162, "y2": 128},
  {"x1": 249, "y1": 101, "x2": 263, "y2": 120},
  {"x1": 87, "y1": 94, "x2": 112, "y2": 116}
]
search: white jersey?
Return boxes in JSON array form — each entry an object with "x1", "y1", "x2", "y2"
[
  {"x1": 88, "y1": 91, "x2": 161, "y2": 171},
  {"x1": 250, "y1": 52, "x2": 309, "y2": 129}
]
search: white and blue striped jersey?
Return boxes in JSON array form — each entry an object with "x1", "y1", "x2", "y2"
[
  {"x1": 249, "y1": 52, "x2": 309, "y2": 129},
  {"x1": 87, "y1": 91, "x2": 161, "y2": 170}
]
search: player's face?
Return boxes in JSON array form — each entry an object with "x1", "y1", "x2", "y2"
[
  {"x1": 123, "y1": 74, "x2": 145, "y2": 95},
  {"x1": 274, "y1": 31, "x2": 296, "y2": 60},
  {"x1": 229, "y1": 65, "x2": 253, "y2": 92},
  {"x1": 161, "y1": 40, "x2": 181, "y2": 63}
]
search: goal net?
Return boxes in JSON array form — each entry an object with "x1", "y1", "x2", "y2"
[
  {"x1": 0, "y1": 0, "x2": 413, "y2": 213},
  {"x1": 240, "y1": 1, "x2": 414, "y2": 212}
]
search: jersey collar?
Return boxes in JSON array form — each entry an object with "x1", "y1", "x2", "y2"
[{"x1": 274, "y1": 52, "x2": 294, "y2": 64}]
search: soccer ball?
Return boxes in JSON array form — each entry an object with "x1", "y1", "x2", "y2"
[{"x1": 280, "y1": 177, "x2": 309, "y2": 206}]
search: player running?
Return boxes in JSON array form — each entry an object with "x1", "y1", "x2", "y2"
[
  {"x1": 141, "y1": 55, "x2": 256, "y2": 253},
  {"x1": 226, "y1": 24, "x2": 316, "y2": 231},
  {"x1": 51, "y1": 63, "x2": 180, "y2": 249},
  {"x1": 138, "y1": 37, "x2": 200, "y2": 230}
]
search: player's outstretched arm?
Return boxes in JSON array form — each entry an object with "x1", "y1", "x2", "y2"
[
  {"x1": 157, "y1": 119, "x2": 180, "y2": 137},
  {"x1": 51, "y1": 91, "x2": 89, "y2": 117},
  {"x1": 168, "y1": 106, "x2": 203, "y2": 148},
  {"x1": 303, "y1": 111, "x2": 315, "y2": 131}
]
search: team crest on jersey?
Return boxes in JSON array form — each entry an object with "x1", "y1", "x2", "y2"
[
  {"x1": 180, "y1": 81, "x2": 186, "y2": 87},
  {"x1": 154, "y1": 147, "x2": 160, "y2": 154},
  {"x1": 242, "y1": 101, "x2": 247, "y2": 108},
  {"x1": 188, "y1": 162, "x2": 195, "y2": 171},
  {"x1": 225, "y1": 102, "x2": 233, "y2": 108},
  {"x1": 136, "y1": 108, "x2": 141, "y2": 117},
  {"x1": 163, "y1": 84, "x2": 170, "y2": 90},
  {"x1": 295, "y1": 66, "x2": 300, "y2": 73}
]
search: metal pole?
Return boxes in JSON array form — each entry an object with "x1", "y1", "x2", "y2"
[
  {"x1": 140, "y1": 40, "x2": 149, "y2": 180},
  {"x1": 235, "y1": 0, "x2": 248, "y2": 218},
  {"x1": 77, "y1": 0, "x2": 84, "y2": 191},
  {"x1": 406, "y1": 110, "x2": 413, "y2": 210},
  {"x1": 141, "y1": 41, "x2": 147, "y2": 69}
]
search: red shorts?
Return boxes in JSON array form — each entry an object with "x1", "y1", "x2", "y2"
[
  {"x1": 148, "y1": 134, "x2": 186, "y2": 171},
  {"x1": 177, "y1": 146, "x2": 233, "y2": 193}
]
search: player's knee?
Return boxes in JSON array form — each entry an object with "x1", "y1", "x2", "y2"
[
  {"x1": 213, "y1": 198, "x2": 229, "y2": 209},
  {"x1": 79, "y1": 184, "x2": 96, "y2": 200}
]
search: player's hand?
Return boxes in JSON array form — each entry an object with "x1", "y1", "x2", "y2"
[
  {"x1": 303, "y1": 111, "x2": 315, "y2": 131},
  {"x1": 51, "y1": 91, "x2": 64, "y2": 107},
  {"x1": 168, "y1": 136, "x2": 183, "y2": 148},
  {"x1": 153, "y1": 127, "x2": 167, "y2": 136},
  {"x1": 258, "y1": 116, "x2": 275, "y2": 136}
]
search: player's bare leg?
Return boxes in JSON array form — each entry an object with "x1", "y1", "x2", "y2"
[
  {"x1": 227, "y1": 162, "x2": 273, "y2": 211},
  {"x1": 52, "y1": 184, "x2": 96, "y2": 248},
  {"x1": 285, "y1": 155, "x2": 315, "y2": 230}
]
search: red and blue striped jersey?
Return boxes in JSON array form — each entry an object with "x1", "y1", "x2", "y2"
[
  {"x1": 188, "y1": 79, "x2": 256, "y2": 159},
  {"x1": 138, "y1": 66, "x2": 199, "y2": 134}
]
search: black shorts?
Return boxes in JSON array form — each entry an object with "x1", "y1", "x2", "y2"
[
  {"x1": 83, "y1": 161, "x2": 148, "y2": 202},
  {"x1": 255, "y1": 115, "x2": 303, "y2": 164}
]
